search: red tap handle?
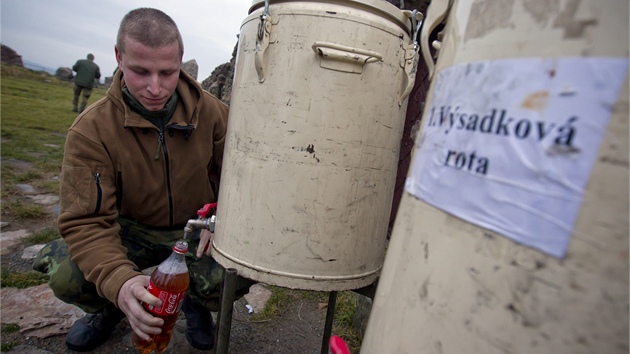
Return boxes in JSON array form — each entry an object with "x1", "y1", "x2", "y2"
[{"x1": 197, "y1": 203, "x2": 218, "y2": 218}]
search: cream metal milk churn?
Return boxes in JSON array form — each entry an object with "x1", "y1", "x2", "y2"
[
  {"x1": 362, "y1": 0, "x2": 629, "y2": 353},
  {"x1": 211, "y1": 0, "x2": 423, "y2": 291}
]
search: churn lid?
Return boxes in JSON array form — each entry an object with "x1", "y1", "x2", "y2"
[{"x1": 248, "y1": 0, "x2": 412, "y2": 34}]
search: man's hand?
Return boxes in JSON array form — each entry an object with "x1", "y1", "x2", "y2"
[
  {"x1": 197, "y1": 229, "x2": 214, "y2": 258},
  {"x1": 117, "y1": 275, "x2": 163, "y2": 340}
]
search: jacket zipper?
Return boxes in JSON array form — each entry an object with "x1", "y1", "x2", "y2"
[
  {"x1": 154, "y1": 132, "x2": 163, "y2": 161},
  {"x1": 156, "y1": 131, "x2": 175, "y2": 226},
  {"x1": 94, "y1": 172, "x2": 102, "y2": 215}
]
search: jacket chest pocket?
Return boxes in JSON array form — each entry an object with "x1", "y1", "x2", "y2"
[{"x1": 60, "y1": 165, "x2": 104, "y2": 215}]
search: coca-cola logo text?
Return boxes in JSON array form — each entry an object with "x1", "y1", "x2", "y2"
[
  {"x1": 143, "y1": 280, "x2": 186, "y2": 316},
  {"x1": 165, "y1": 294, "x2": 178, "y2": 314}
]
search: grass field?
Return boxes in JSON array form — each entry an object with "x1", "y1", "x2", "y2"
[{"x1": 1, "y1": 64, "x2": 107, "y2": 199}]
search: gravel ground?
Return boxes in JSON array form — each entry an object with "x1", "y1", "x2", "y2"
[{"x1": 2, "y1": 294, "x2": 328, "y2": 354}]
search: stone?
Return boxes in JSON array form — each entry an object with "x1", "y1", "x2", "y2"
[
  {"x1": 1, "y1": 221, "x2": 9, "y2": 228},
  {"x1": 6, "y1": 158, "x2": 33, "y2": 171},
  {"x1": 28, "y1": 194, "x2": 59, "y2": 205},
  {"x1": 50, "y1": 204, "x2": 61, "y2": 216},
  {"x1": 0, "y1": 284, "x2": 85, "y2": 338},
  {"x1": 50, "y1": 205, "x2": 61, "y2": 216},
  {"x1": 1, "y1": 229, "x2": 32, "y2": 255},
  {"x1": 243, "y1": 283, "x2": 272, "y2": 314},
  {"x1": 22, "y1": 244, "x2": 46, "y2": 259},
  {"x1": 352, "y1": 295, "x2": 373, "y2": 336},
  {"x1": 5, "y1": 345, "x2": 54, "y2": 354},
  {"x1": 15, "y1": 184, "x2": 36, "y2": 194}
]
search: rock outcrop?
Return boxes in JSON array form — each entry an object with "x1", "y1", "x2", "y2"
[
  {"x1": 201, "y1": 42, "x2": 238, "y2": 105},
  {"x1": 202, "y1": 62, "x2": 234, "y2": 105},
  {"x1": 181, "y1": 59, "x2": 199, "y2": 81},
  {"x1": 1, "y1": 44, "x2": 23, "y2": 66},
  {"x1": 55, "y1": 67, "x2": 73, "y2": 81}
]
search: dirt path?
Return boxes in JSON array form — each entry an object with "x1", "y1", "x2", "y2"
[{"x1": 2, "y1": 292, "x2": 329, "y2": 354}]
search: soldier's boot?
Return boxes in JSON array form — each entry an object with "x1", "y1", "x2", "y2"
[
  {"x1": 182, "y1": 296, "x2": 216, "y2": 350},
  {"x1": 72, "y1": 105, "x2": 78, "y2": 112},
  {"x1": 65, "y1": 303, "x2": 125, "y2": 352}
]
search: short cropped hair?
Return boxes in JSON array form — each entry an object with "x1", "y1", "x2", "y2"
[{"x1": 116, "y1": 8, "x2": 184, "y2": 58}]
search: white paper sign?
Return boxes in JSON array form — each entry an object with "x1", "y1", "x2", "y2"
[{"x1": 405, "y1": 58, "x2": 628, "y2": 258}]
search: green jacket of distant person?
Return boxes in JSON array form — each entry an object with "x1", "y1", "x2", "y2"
[{"x1": 73, "y1": 54, "x2": 101, "y2": 88}]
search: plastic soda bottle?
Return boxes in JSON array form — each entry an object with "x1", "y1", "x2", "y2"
[{"x1": 132, "y1": 240, "x2": 190, "y2": 354}]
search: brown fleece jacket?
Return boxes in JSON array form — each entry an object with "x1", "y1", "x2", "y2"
[{"x1": 57, "y1": 69, "x2": 229, "y2": 305}]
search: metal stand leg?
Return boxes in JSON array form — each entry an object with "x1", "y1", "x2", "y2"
[
  {"x1": 215, "y1": 268, "x2": 238, "y2": 354},
  {"x1": 320, "y1": 291, "x2": 338, "y2": 354}
]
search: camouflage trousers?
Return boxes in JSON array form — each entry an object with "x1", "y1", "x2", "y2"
[
  {"x1": 33, "y1": 215, "x2": 254, "y2": 314},
  {"x1": 72, "y1": 85, "x2": 92, "y2": 112}
]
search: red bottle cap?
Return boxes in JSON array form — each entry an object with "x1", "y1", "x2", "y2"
[{"x1": 173, "y1": 240, "x2": 188, "y2": 254}]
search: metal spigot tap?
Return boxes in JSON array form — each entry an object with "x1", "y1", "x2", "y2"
[{"x1": 183, "y1": 202, "x2": 217, "y2": 240}]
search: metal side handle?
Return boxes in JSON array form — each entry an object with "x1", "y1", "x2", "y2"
[
  {"x1": 255, "y1": 0, "x2": 272, "y2": 83},
  {"x1": 420, "y1": 0, "x2": 453, "y2": 79},
  {"x1": 311, "y1": 42, "x2": 383, "y2": 64},
  {"x1": 255, "y1": 16, "x2": 272, "y2": 83},
  {"x1": 399, "y1": 10, "x2": 423, "y2": 106}
]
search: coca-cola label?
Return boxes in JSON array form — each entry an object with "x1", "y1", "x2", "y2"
[{"x1": 143, "y1": 280, "x2": 186, "y2": 316}]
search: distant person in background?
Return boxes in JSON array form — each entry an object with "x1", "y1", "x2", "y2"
[
  {"x1": 208, "y1": 74, "x2": 226, "y2": 100},
  {"x1": 72, "y1": 53, "x2": 101, "y2": 113}
]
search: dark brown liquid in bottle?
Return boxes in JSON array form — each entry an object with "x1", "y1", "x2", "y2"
[{"x1": 133, "y1": 268, "x2": 190, "y2": 353}]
